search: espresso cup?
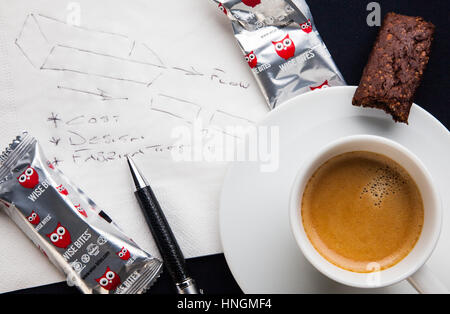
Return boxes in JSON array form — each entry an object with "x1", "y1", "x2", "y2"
[{"x1": 289, "y1": 135, "x2": 447, "y2": 293}]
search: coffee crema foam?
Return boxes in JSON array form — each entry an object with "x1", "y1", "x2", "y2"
[{"x1": 301, "y1": 151, "x2": 424, "y2": 273}]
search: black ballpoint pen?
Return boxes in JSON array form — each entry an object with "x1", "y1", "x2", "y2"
[{"x1": 126, "y1": 156, "x2": 201, "y2": 294}]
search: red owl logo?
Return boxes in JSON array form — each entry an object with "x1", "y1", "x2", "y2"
[
  {"x1": 218, "y1": 3, "x2": 227, "y2": 15},
  {"x1": 56, "y1": 184, "x2": 68, "y2": 196},
  {"x1": 27, "y1": 210, "x2": 40, "y2": 225},
  {"x1": 46, "y1": 222, "x2": 71, "y2": 249},
  {"x1": 242, "y1": 0, "x2": 261, "y2": 8},
  {"x1": 245, "y1": 51, "x2": 257, "y2": 69},
  {"x1": 75, "y1": 204, "x2": 87, "y2": 218},
  {"x1": 95, "y1": 267, "x2": 121, "y2": 291},
  {"x1": 310, "y1": 80, "x2": 330, "y2": 91},
  {"x1": 17, "y1": 166, "x2": 39, "y2": 189},
  {"x1": 300, "y1": 19, "x2": 312, "y2": 33},
  {"x1": 116, "y1": 247, "x2": 130, "y2": 261},
  {"x1": 272, "y1": 34, "x2": 295, "y2": 60},
  {"x1": 46, "y1": 161, "x2": 55, "y2": 170}
]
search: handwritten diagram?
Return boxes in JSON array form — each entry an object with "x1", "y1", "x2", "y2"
[
  {"x1": 15, "y1": 12, "x2": 255, "y2": 167},
  {"x1": 0, "y1": 1, "x2": 272, "y2": 288}
]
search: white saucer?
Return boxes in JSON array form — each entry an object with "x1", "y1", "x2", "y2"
[{"x1": 219, "y1": 86, "x2": 450, "y2": 293}]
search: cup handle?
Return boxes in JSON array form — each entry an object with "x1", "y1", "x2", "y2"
[{"x1": 407, "y1": 264, "x2": 448, "y2": 294}]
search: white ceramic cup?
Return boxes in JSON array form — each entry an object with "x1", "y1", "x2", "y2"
[{"x1": 289, "y1": 135, "x2": 448, "y2": 293}]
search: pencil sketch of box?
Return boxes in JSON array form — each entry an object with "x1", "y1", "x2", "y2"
[
  {"x1": 151, "y1": 94, "x2": 202, "y2": 124},
  {"x1": 16, "y1": 13, "x2": 164, "y2": 86}
]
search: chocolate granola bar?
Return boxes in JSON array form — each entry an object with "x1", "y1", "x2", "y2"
[{"x1": 352, "y1": 12, "x2": 435, "y2": 123}]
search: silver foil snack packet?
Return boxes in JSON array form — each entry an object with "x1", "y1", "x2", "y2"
[
  {"x1": 214, "y1": 0, "x2": 346, "y2": 108},
  {"x1": 0, "y1": 133, "x2": 162, "y2": 294}
]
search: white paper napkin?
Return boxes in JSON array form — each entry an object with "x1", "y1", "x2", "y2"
[{"x1": 0, "y1": 0, "x2": 268, "y2": 292}]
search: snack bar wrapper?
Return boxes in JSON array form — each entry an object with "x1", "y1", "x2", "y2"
[
  {"x1": 215, "y1": 0, "x2": 346, "y2": 108},
  {"x1": 0, "y1": 133, "x2": 162, "y2": 294}
]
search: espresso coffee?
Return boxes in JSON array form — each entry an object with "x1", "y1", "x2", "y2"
[{"x1": 301, "y1": 151, "x2": 424, "y2": 273}]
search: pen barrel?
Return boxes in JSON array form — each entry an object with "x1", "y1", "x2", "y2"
[{"x1": 135, "y1": 186, "x2": 189, "y2": 284}]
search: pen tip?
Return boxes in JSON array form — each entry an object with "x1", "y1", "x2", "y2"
[
  {"x1": 126, "y1": 155, "x2": 149, "y2": 189},
  {"x1": 126, "y1": 155, "x2": 134, "y2": 171}
]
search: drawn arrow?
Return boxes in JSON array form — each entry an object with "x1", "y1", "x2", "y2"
[{"x1": 172, "y1": 66, "x2": 204, "y2": 76}]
